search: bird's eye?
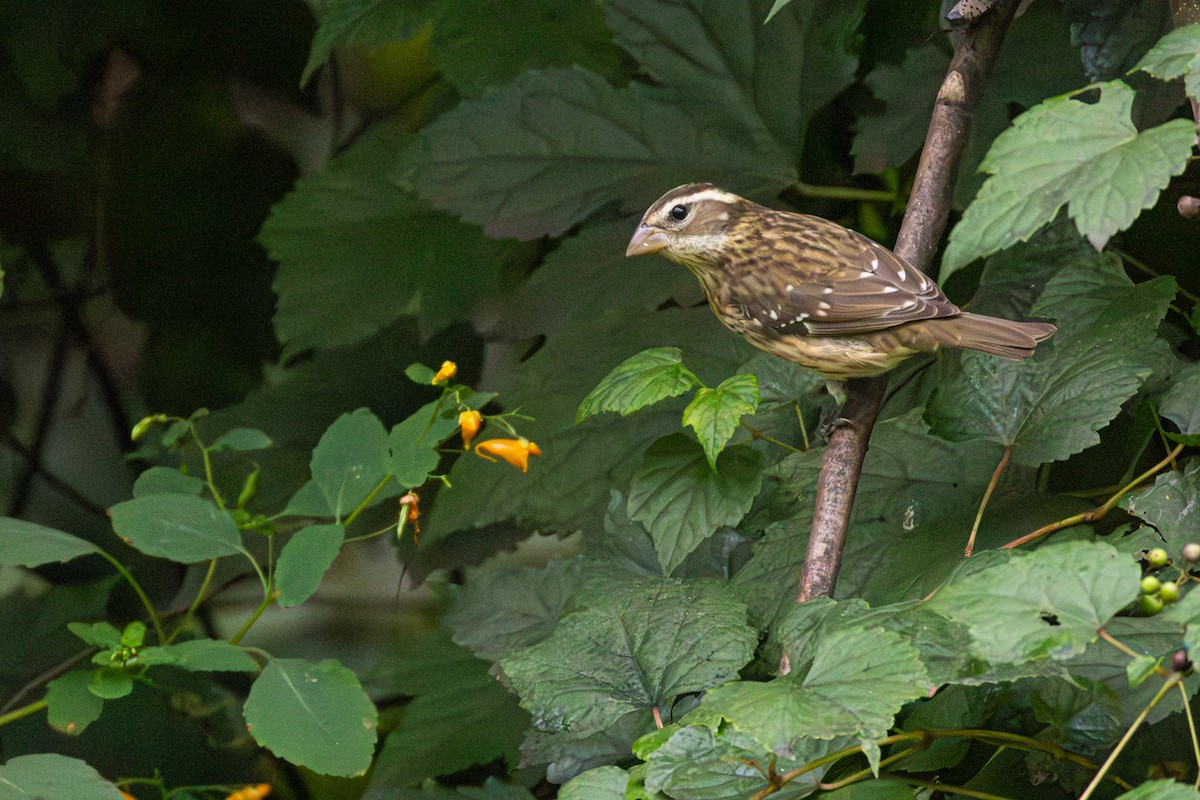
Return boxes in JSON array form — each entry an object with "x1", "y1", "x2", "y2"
[{"x1": 669, "y1": 204, "x2": 689, "y2": 221}]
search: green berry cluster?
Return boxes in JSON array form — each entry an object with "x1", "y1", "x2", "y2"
[{"x1": 1135, "y1": 545, "x2": 1196, "y2": 616}]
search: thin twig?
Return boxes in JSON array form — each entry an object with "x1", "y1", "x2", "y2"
[
  {"x1": 1078, "y1": 673, "x2": 1182, "y2": 800},
  {"x1": 966, "y1": 445, "x2": 1011, "y2": 557},
  {"x1": 1001, "y1": 443, "x2": 1184, "y2": 550}
]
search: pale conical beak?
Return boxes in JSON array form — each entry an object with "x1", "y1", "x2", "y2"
[{"x1": 626, "y1": 225, "x2": 670, "y2": 257}]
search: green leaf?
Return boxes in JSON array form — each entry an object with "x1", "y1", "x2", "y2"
[
  {"x1": 388, "y1": 392, "x2": 493, "y2": 488},
  {"x1": 1114, "y1": 780, "x2": 1200, "y2": 800},
  {"x1": 576, "y1": 348, "x2": 699, "y2": 423},
  {"x1": 132, "y1": 466, "x2": 206, "y2": 498},
  {"x1": 300, "y1": 0, "x2": 442, "y2": 85},
  {"x1": 444, "y1": 559, "x2": 579, "y2": 661},
  {"x1": 244, "y1": 658, "x2": 378, "y2": 776},
  {"x1": 1125, "y1": 653, "x2": 1159, "y2": 687},
  {"x1": 0, "y1": 754, "x2": 123, "y2": 800},
  {"x1": 310, "y1": 408, "x2": 390, "y2": 520},
  {"x1": 430, "y1": 0, "x2": 624, "y2": 97},
  {"x1": 1135, "y1": 21, "x2": 1200, "y2": 97},
  {"x1": 67, "y1": 621, "x2": 122, "y2": 648},
  {"x1": 0, "y1": 518, "x2": 98, "y2": 567},
  {"x1": 628, "y1": 434, "x2": 763, "y2": 574},
  {"x1": 927, "y1": 256, "x2": 1174, "y2": 467},
  {"x1": 1121, "y1": 462, "x2": 1200, "y2": 554},
  {"x1": 404, "y1": 67, "x2": 795, "y2": 240},
  {"x1": 693, "y1": 624, "x2": 930, "y2": 754},
  {"x1": 262, "y1": 122, "x2": 536, "y2": 352},
  {"x1": 275, "y1": 523, "x2": 345, "y2": 607},
  {"x1": 682, "y1": 374, "x2": 759, "y2": 470},
  {"x1": 45, "y1": 671, "x2": 104, "y2": 735},
  {"x1": 110, "y1": 494, "x2": 242, "y2": 562},
  {"x1": 925, "y1": 541, "x2": 1140, "y2": 664},
  {"x1": 88, "y1": 668, "x2": 132, "y2": 700},
  {"x1": 137, "y1": 639, "x2": 259, "y2": 672},
  {"x1": 405, "y1": 363, "x2": 437, "y2": 384},
  {"x1": 366, "y1": 630, "x2": 528, "y2": 789},
  {"x1": 209, "y1": 427, "x2": 273, "y2": 451},
  {"x1": 559, "y1": 766, "x2": 629, "y2": 800},
  {"x1": 644, "y1": 725, "x2": 841, "y2": 799},
  {"x1": 120, "y1": 621, "x2": 145, "y2": 648},
  {"x1": 499, "y1": 580, "x2": 757, "y2": 738},
  {"x1": 1159, "y1": 362, "x2": 1200, "y2": 435},
  {"x1": 942, "y1": 81, "x2": 1196, "y2": 275}
]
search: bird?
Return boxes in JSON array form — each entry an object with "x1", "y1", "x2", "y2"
[{"x1": 626, "y1": 183, "x2": 1055, "y2": 382}]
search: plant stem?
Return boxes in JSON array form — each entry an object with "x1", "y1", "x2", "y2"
[
  {"x1": 966, "y1": 446, "x2": 1011, "y2": 557},
  {"x1": 95, "y1": 549, "x2": 166, "y2": 643},
  {"x1": 191, "y1": 427, "x2": 225, "y2": 509},
  {"x1": 0, "y1": 699, "x2": 47, "y2": 729},
  {"x1": 343, "y1": 474, "x2": 395, "y2": 527},
  {"x1": 817, "y1": 746, "x2": 923, "y2": 791},
  {"x1": 793, "y1": 402, "x2": 810, "y2": 451},
  {"x1": 741, "y1": 421, "x2": 800, "y2": 453},
  {"x1": 1078, "y1": 672, "x2": 1182, "y2": 800},
  {"x1": 228, "y1": 589, "x2": 277, "y2": 646},
  {"x1": 881, "y1": 774, "x2": 1013, "y2": 800},
  {"x1": 791, "y1": 180, "x2": 897, "y2": 203},
  {"x1": 167, "y1": 558, "x2": 220, "y2": 644},
  {"x1": 1001, "y1": 443, "x2": 1185, "y2": 550},
  {"x1": 1178, "y1": 678, "x2": 1200, "y2": 790},
  {"x1": 1097, "y1": 628, "x2": 1170, "y2": 678}
]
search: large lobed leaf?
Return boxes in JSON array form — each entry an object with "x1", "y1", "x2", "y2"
[
  {"x1": 628, "y1": 434, "x2": 763, "y2": 574},
  {"x1": 499, "y1": 579, "x2": 757, "y2": 741},
  {"x1": 928, "y1": 252, "x2": 1175, "y2": 467},
  {"x1": 682, "y1": 374, "x2": 760, "y2": 471},
  {"x1": 924, "y1": 540, "x2": 1140, "y2": 665},
  {"x1": 941, "y1": 81, "x2": 1195, "y2": 275},
  {"x1": 1136, "y1": 21, "x2": 1200, "y2": 97},
  {"x1": 576, "y1": 347, "x2": 699, "y2": 423}
]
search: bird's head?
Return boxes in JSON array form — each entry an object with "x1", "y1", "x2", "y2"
[{"x1": 626, "y1": 183, "x2": 746, "y2": 270}]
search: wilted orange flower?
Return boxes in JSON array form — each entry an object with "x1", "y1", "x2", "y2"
[
  {"x1": 458, "y1": 410, "x2": 482, "y2": 449},
  {"x1": 225, "y1": 784, "x2": 271, "y2": 800},
  {"x1": 431, "y1": 360, "x2": 457, "y2": 385},
  {"x1": 474, "y1": 438, "x2": 542, "y2": 472}
]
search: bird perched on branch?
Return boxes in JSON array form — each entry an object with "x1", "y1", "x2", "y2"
[{"x1": 626, "y1": 183, "x2": 1055, "y2": 382}]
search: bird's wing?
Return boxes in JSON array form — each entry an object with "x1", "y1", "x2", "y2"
[{"x1": 731, "y1": 214, "x2": 961, "y2": 336}]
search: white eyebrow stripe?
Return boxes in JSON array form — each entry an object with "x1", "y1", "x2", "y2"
[{"x1": 670, "y1": 188, "x2": 742, "y2": 206}]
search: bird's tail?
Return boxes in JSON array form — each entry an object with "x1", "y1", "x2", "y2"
[{"x1": 926, "y1": 313, "x2": 1056, "y2": 360}]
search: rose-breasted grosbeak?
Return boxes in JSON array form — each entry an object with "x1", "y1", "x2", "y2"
[{"x1": 626, "y1": 183, "x2": 1055, "y2": 381}]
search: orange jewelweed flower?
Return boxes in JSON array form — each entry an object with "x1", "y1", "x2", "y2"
[
  {"x1": 458, "y1": 410, "x2": 482, "y2": 449},
  {"x1": 474, "y1": 438, "x2": 542, "y2": 472},
  {"x1": 431, "y1": 360, "x2": 457, "y2": 385},
  {"x1": 225, "y1": 785, "x2": 271, "y2": 800}
]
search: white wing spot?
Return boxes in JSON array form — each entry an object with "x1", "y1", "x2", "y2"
[
  {"x1": 897, "y1": 267, "x2": 907, "y2": 281},
  {"x1": 869, "y1": 257, "x2": 879, "y2": 270},
  {"x1": 786, "y1": 284, "x2": 794, "y2": 292},
  {"x1": 859, "y1": 270, "x2": 875, "y2": 279},
  {"x1": 818, "y1": 301, "x2": 832, "y2": 310},
  {"x1": 795, "y1": 314, "x2": 808, "y2": 322},
  {"x1": 822, "y1": 286, "x2": 834, "y2": 295},
  {"x1": 902, "y1": 300, "x2": 916, "y2": 309},
  {"x1": 881, "y1": 286, "x2": 898, "y2": 293},
  {"x1": 768, "y1": 309, "x2": 778, "y2": 320}
]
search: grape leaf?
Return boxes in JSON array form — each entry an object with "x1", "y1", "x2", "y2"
[
  {"x1": 927, "y1": 257, "x2": 1175, "y2": 466},
  {"x1": 628, "y1": 434, "x2": 763, "y2": 574},
  {"x1": 261, "y1": 121, "x2": 536, "y2": 354},
  {"x1": 559, "y1": 766, "x2": 629, "y2": 800},
  {"x1": 499, "y1": 580, "x2": 756, "y2": 738},
  {"x1": 244, "y1": 658, "x2": 378, "y2": 776},
  {"x1": 1136, "y1": 21, "x2": 1200, "y2": 97},
  {"x1": 300, "y1": 0, "x2": 444, "y2": 85},
  {"x1": 692, "y1": 624, "x2": 930, "y2": 755},
  {"x1": 1121, "y1": 462, "x2": 1200, "y2": 552},
  {"x1": 925, "y1": 541, "x2": 1139, "y2": 665},
  {"x1": 1159, "y1": 362, "x2": 1200, "y2": 435},
  {"x1": 576, "y1": 347, "x2": 699, "y2": 423},
  {"x1": 404, "y1": 67, "x2": 794, "y2": 240},
  {"x1": 682, "y1": 374, "x2": 759, "y2": 471},
  {"x1": 1113, "y1": 781, "x2": 1200, "y2": 800},
  {"x1": 942, "y1": 81, "x2": 1196, "y2": 275}
]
